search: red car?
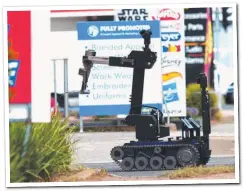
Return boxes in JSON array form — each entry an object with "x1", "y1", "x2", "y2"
[{"x1": 50, "y1": 97, "x2": 59, "y2": 115}]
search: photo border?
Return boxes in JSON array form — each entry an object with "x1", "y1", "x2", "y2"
[{"x1": 3, "y1": 2, "x2": 239, "y2": 187}]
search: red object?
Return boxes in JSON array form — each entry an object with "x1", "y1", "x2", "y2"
[
  {"x1": 204, "y1": 8, "x2": 213, "y2": 82},
  {"x1": 152, "y1": 9, "x2": 181, "y2": 21},
  {"x1": 8, "y1": 11, "x2": 31, "y2": 104},
  {"x1": 50, "y1": 9, "x2": 113, "y2": 13},
  {"x1": 50, "y1": 97, "x2": 58, "y2": 114},
  {"x1": 50, "y1": 97, "x2": 56, "y2": 108}
]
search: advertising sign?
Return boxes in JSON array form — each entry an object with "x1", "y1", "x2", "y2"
[
  {"x1": 7, "y1": 10, "x2": 51, "y2": 122},
  {"x1": 184, "y1": 8, "x2": 214, "y2": 86},
  {"x1": 184, "y1": 8, "x2": 207, "y2": 85},
  {"x1": 115, "y1": 9, "x2": 150, "y2": 21},
  {"x1": 7, "y1": 11, "x2": 31, "y2": 104},
  {"x1": 152, "y1": 8, "x2": 186, "y2": 117},
  {"x1": 185, "y1": 8, "x2": 207, "y2": 65},
  {"x1": 115, "y1": 8, "x2": 187, "y2": 117},
  {"x1": 77, "y1": 20, "x2": 162, "y2": 116},
  {"x1": 204, "y1": 8, "x2": 214, "y2": 84},
  {"x1": 152, "y1": 8, "x2": 181, "y2": 21}
]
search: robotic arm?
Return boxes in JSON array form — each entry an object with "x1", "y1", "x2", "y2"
[
  {"x1": 78, "y1": 29, "x2": 168, "y2": 140},
  {"x1": 78, "y1": 29, "x2": 156, "y2": 95},
  {"x1": 78, "y1": 50, "x2": 135, "y2": 94}
]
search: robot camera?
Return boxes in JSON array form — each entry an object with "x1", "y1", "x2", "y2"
[
  {"x1": 85, "y1": 49, "x2": 96, "y2": 57},
  {"x1": 140, "y1": 29, "x2": 152, "y2": 38},
  {"x1": 197, "y1": 73, "x2": 207, "y2": 88},
  {"x1": 140, "y1": 29, "x2": 152, "y2": 51},
  {"x1": 196, "y1": 77, "x2": 201, "y2": 84}
]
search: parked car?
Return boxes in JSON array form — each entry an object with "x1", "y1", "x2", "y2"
[
  {"x1": 68, "y1": 91, "x2": 79, "y2": 107},
  {"x1": 224, "y1": 82, "x2": 234, "y2": 104},
  {"x1": 50, "y1": 96, "x2": 59, "y2": 116},
  {"x1": 51, "y1": 91, "x2": 79, "y2": 108}
]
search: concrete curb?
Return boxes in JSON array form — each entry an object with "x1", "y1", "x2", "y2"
[{"x1": 71, "y1": 155, "x2": 235, "y2": 165}]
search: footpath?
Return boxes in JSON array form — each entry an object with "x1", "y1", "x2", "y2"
[
  {"x1": 55, "y1": 123, "x2": 236, "y2": 182},
  {"x1": 51, "y1": 114, "x2": 237, "y2": 182},
  {"x1": 72, "y1": 121, "x2": 236, "y2": 164}
]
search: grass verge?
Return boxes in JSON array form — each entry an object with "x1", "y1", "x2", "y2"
[
  {"x1": 90, "y1": 168, "x2": 108, "y2": 178},
  {"x1": 166, "y1": 165, "x2": 235, "y2": 179},
  {"x1": 10, "y1": 116, "x2": 78, "y2": 182},
  {"x1": 49, "y1": 168, "x2": 108, "y2": 182}
]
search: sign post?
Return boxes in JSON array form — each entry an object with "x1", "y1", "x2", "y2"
[
  {"x1": 63, "y1": 58, "x2": 69, "y2": 118},
  {"x1": 52, "y1": 59, "x2": 58, "y2": 113}
]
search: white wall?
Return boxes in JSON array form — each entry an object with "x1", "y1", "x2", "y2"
[
  {"x1": 31, "y1": 10, "x2": 51, "y2": 122},
  {"x1": 50, "y1": 31, "x2": 83, "y2": 93},
  {"x1": 49, "y1": 16, "x2": 115, "y2": 94},
  {"x1": 51, "y1": 17, "x2": 86, "y2": 31}
]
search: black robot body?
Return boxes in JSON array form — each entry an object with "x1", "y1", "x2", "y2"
[{"x1": 79, "y1": 29, "x2": 211, "y2": 171}]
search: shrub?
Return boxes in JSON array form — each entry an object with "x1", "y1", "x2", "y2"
[
  {"x1": 186, "y1": 107, "x2": 199, "y2": 117},
  {"x1": 214, "y1": 111, "x2": 223, "y2": 121},
  {"x1": 10, "y1": 116, "x2": 76, "y2": 182},
  {"x1": 186, "y1": 83, "x2": 218, "y2": 116},
  {"x1": 68, "y1": 111, "x2": 79, "y2": 118},
  {"x1": 92, "y1": 115, "x2": 115, "y2": 121},
  {"x1": 210, "y1": 107, "x2": 219, "y2": 118}
]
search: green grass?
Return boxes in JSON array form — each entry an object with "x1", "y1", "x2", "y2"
[
  {"x1": 9, "y1": 116, "x2": 77, "y2": 182},
  {"x1": 165, "y1": 165, "x2": 235, "y2": 179}
]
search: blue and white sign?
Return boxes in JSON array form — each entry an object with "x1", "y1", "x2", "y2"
[
  {"x1": 8, "y1": 60, "x2": 20, "y2": 87},
  {"x1": 161, "y1": 32, "x2": 181, "y2": 41},
  {"x1": 163, "y1": 82, "x2": 179, "y2": 103},
  {"x1": 77, "y1": 21, "x2": 160, "y2": 40},
  {"x1": 156, "y1": 8, "x2": 186, "y2": 117},
  {"x1": 77, "y1": 20, "x2": 162, "y2": 116},
  {"x1": 87, "y1": 25, "x2": 99, "y2": 37}
]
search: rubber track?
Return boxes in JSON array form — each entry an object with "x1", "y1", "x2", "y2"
[
  {"x1": 110, "y1": 143, "x2": 201, "y2": 171},
  {"x1": 199, "y1": 156, "x2": 211, "y2": 165}
]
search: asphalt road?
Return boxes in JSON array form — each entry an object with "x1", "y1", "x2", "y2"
[
  {"x1": 82, "y1": 156, "x2": 235, "y2": 177},
  {"x1": 72, "y1": 123, "x2": 235, "y2": 162}
]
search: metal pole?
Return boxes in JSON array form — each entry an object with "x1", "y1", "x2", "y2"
[
  {"x1": 80, "y1": 116, "x2": 84, "y2": 133},
  {"x1": 21, "y1": 104, "x2": 32, "y2": 158},
  {"x1": 163, "y1": 98, "x2": 170, "y2": 124},
  {"x1": 53, "y1": 60, "x2": 58, "y2": 113},
  {"x1": 64, "y1": 58, "x2": 69, "y2": 118},
  {"x1": 214, "y1": 8, "x2": 222, "y2": 110}
]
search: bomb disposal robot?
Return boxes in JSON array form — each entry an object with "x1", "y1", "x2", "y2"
[{"x1": 79, "y1": 30, "x2": 211, "y2": 171}]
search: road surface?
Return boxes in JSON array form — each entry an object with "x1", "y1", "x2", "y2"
[
  {"x1": 71, "y1": 122, "x2": 236, "y2": 178},
  {"x1": 71, "y1": 123, "x2": 235, "y2": 163},
  {"x1": 70, "y1": 103, "x2": 236, "y2": 178},
  {"x1": 81, "y1": 156, "x2": 235, "y2": 177}
]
